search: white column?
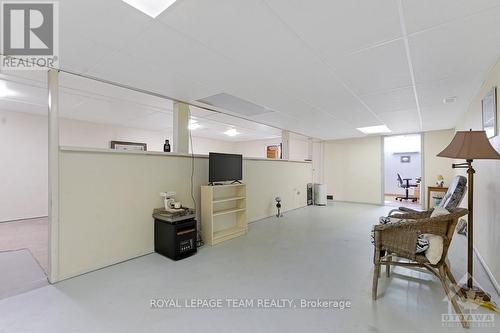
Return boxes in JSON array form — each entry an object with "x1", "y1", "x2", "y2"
[
  {"x1": 48, "y1": 69, "x2": 59, "y2": 283},
  {"x1": 307, "y1": 137, "x2": 313, "y2": 161},
  {"x1": 281, "y1": 130, "x2": 290, "y2": 160},
  {"x1": 173, "y1": 102, "x2": 190, "y2": 153}
]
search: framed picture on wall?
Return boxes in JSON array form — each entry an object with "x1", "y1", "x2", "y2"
[
  {"x1": 110, "y1": 141, "x2": 147, "y2": 151},
  {"x1": 482, "y1": 87, "x2": 497, "y2": 139},
  {"x1": 266, "y1": 145, "x2": 280, "y2": 159}
]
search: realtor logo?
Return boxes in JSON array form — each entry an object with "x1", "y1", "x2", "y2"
[{"x1": 1, "y1": 1, "x2": 59, "y2": 70}]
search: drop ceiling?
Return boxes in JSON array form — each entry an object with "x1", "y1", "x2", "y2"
[{"x1": 5, "y1": 0, "x2": 500, "y2": 140}]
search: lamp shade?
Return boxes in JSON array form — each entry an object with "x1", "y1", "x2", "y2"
[{"x1": 437, "y1": 130, "x2": 500, "y2": 159}]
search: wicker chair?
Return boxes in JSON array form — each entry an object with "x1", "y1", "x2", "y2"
[{"x1": 372, "y1": 208, "x2": 469, "y2": 328}]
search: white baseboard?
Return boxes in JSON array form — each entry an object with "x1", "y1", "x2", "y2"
[{"x1": 474, "y1": 246, "x2": 500, "y2": 297}]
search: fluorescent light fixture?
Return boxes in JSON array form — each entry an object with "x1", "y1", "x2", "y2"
[
  {"x1": 356, "y1": 125, "x2": 391, "y2": 135},
  {"x1": 224, "y1": 129, "x2": 239, "y2": 137},
  {"x1": 0, "y1": 81, "x2": 16, "y2": 98},
  {"x1": 188, "y1": 123, "x2": 201, "y2": 130},
  {"x1": 121, "y1": 0, "x2": 177, "y2": 18}
]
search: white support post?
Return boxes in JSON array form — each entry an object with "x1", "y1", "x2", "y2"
[
  {"x1": 173, "y1": 102, "x2": 190, "y2": 153},
  {"x1": 48, "y1": 69, "x2": 59, "y2": 283},
  {"x1": 281, "y1": 130, "x2": 290, "y2": 160},
  {"x1": 307, "y1": 137, "x2": 313, "y2": 161}
]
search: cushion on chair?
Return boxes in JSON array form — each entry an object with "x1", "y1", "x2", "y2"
[
  {"x1": 420, "y1": 206, "x2": 449, "y2": 263},
  {"x1": 424, "y1": 234, "x2": 444, "y2": 265},
  {"x1": 431, "y1": 206, "x2": 450, "y2": 218},
  {"x1": 439, "y1": 175, "x2": 467, "y2": 210},
  {"x1": 376, "y1": 207, "x2": 450, "y2": 255}
]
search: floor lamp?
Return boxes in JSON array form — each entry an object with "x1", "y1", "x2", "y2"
[{"x1": 437, "y1": 129, "x2": 500, "y2": 301}]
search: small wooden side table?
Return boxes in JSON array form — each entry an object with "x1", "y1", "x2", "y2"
[{"x1": 427, "y1": 186, "x2": 448, "y2": 209}]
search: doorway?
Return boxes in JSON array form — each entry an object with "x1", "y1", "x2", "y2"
[
  {"x1": 383, "y1": 134, "x2": 422, "y2": 209},
  {"x1": 0, "y1": 71, "x2": 49, "y2": 299}
]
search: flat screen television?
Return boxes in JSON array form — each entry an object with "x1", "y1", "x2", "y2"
[{"x1": 209, "y1": 153, "x2": 243, "y2": 183}]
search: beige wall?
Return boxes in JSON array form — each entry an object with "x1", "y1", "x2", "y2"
[
  {"x1": 0, "y1": 110, "x2": 296, "y2": 221},
  {"x1": 323, "y1": 136, "x2": 383, "y2": 204},
  {"x1": 57, "y1": 149, "x2": 312, "y2": 281},
  {"x1": 322, "y1": 130, "x2": 455, "y2": 206},
  {"x1": 422, "y1": 129, "x2": 456, "y2": 206},
  {"x1": 456, "y1": 57, "x2": 500, "y2": 287}
]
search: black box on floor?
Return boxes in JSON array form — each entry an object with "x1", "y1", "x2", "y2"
[{"x1": 154, "y1": 218, "x2": 197, "y2": 260}]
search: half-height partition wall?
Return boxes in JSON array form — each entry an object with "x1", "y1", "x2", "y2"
[{"x1": 45, "y1": 70, "x2": 313, "y2": 282}]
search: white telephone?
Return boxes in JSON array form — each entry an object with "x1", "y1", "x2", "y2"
[{"x1": 160, "y1": 191, "x2": 177, "y2": 210}]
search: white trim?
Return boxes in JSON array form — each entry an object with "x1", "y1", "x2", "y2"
[
  {"x1": 59, "y1": 146, "x2": 312, "y2": 164},
  {"x1": 0, "y1": 216, "x2": 48, "y2": 223},
  {"x1": 474, "y1": 246, "x2": 500, "y2": 296},
  {"x1": 48, "y1": 69, "x2": 59, "y2": 283}
]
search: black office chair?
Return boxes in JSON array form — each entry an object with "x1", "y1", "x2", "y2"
[{"x1": 395, "y1": 173, "x2": 418, "y2": 202}]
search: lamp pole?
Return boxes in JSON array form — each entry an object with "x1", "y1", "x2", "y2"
[
  {"x1": 438, "y1": 129, "x2": 499, "y2": 302},
  {"x1": 452, "y1": 159, "x2": 489, "y2": 300}
]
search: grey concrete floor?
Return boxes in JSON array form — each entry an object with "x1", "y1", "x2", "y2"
[
  {"x1": 0, "y1": 202, "x2": 498, "y2": 333},
  {"x1": 0, "y1": 217, "x2": 48, "y2": 272}
]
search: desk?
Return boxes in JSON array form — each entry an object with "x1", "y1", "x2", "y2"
[{"x1": 427, "y1": 186, "x2": 448, "y2": 209}]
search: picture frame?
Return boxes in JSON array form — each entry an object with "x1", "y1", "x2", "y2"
[
  {"x1": 110, "y1": 141, "x2": 147, "y2": 151},
  {"x1": 482, "y1": 87, "x2": 497, "y2": 139},
  {"x1": 266, "y1": 145, "x2": 280, "y2": 159}
]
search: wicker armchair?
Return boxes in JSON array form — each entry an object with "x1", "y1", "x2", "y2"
[{"x1": 372, "y1": 208, "x2": 469, "y2": 328}]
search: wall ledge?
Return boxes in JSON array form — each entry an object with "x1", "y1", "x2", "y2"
[{"x1": 60, "y1": 146, "x2": 312, "y2": 164}]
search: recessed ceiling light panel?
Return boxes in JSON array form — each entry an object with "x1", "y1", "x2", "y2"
[
  {"x1": 356, "y1": 125, "x2": 391, "y2": 135},
  {"x1": 188, "y1": 123, "x2": 201, "y2": 130},
  {"x1": 224, "y1": 129, "x2": 239, "y2": 137},
  {"x1": 443, "y1": 96, "x2": 457, "y2": 104},
  {"x1": 197, "y1": 93, "x2": 274, "y2": 117},
  {"x1": 121, "y1": 0, "x2": 177, "y2": 18},
  {"x1": 0, "y1": 81, "x2": 16, "y2": 98}
]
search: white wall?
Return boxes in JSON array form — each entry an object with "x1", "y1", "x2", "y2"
[
  {"x1": 456, "y1": 57, "x2": 500, "y2": 287},
  {"x1": 190, "y1": 136, "x2": 238, "y2": 155},
  {"x1": 289, "y1": 135, "x2": 310, "y2": 161},
  {"x1": 0, "y1": 110, "x2": 48, "y2": 222},
  {"x1": 57, "y1": 149, "x2": 312, "y2": 281},
  {"x1": 323, "y1": 136, "x2": 383, "y2": 204},
  {"x1": 233, "y1": 137, "x2": 282, "y2": 158}
]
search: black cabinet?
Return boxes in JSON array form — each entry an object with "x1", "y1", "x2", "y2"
[{"x1": 154, "y1": 218, "x2": 197, "y2": 260}]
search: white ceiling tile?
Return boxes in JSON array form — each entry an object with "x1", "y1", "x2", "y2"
[
  {"x1": 0, "y1": 99, "x2": 46, "y2": 115},
  {"x1": 204, "y1": 113, "x2": 280, "y2": 135},
  {"x1": 409, "y1": 7, "x2": 500, "y2": 84},
  {"x1": 60, "y1": 0, "x2": 154, "y2": 52},
  {"x1": 361, "y1": 87, "x2": 417, "y2": 114},
  {"x1": 264, "y1": 0, "x2": 401, "y2": 60},
  {"x1": 420, "y1": 106, "x2": 462, "y2": 131},
  {"x1": 87, "y1": 53, "x2": 217, "y2": 102},
  {"x1": 417, "y1": 77, "x2": 477, "y2": 109},
  {"x1": 331, "y1": 40, "x2": 412, "y2": 95},
  {"x1": 402, "y1": 0, "x2": 500, "y2": 34},
  {"x1": 158, "y1": 0, "x2": 304, "y2": 72},
  {"x1": 378, "y1": 110, "x2": 421, "y2": 134}
]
